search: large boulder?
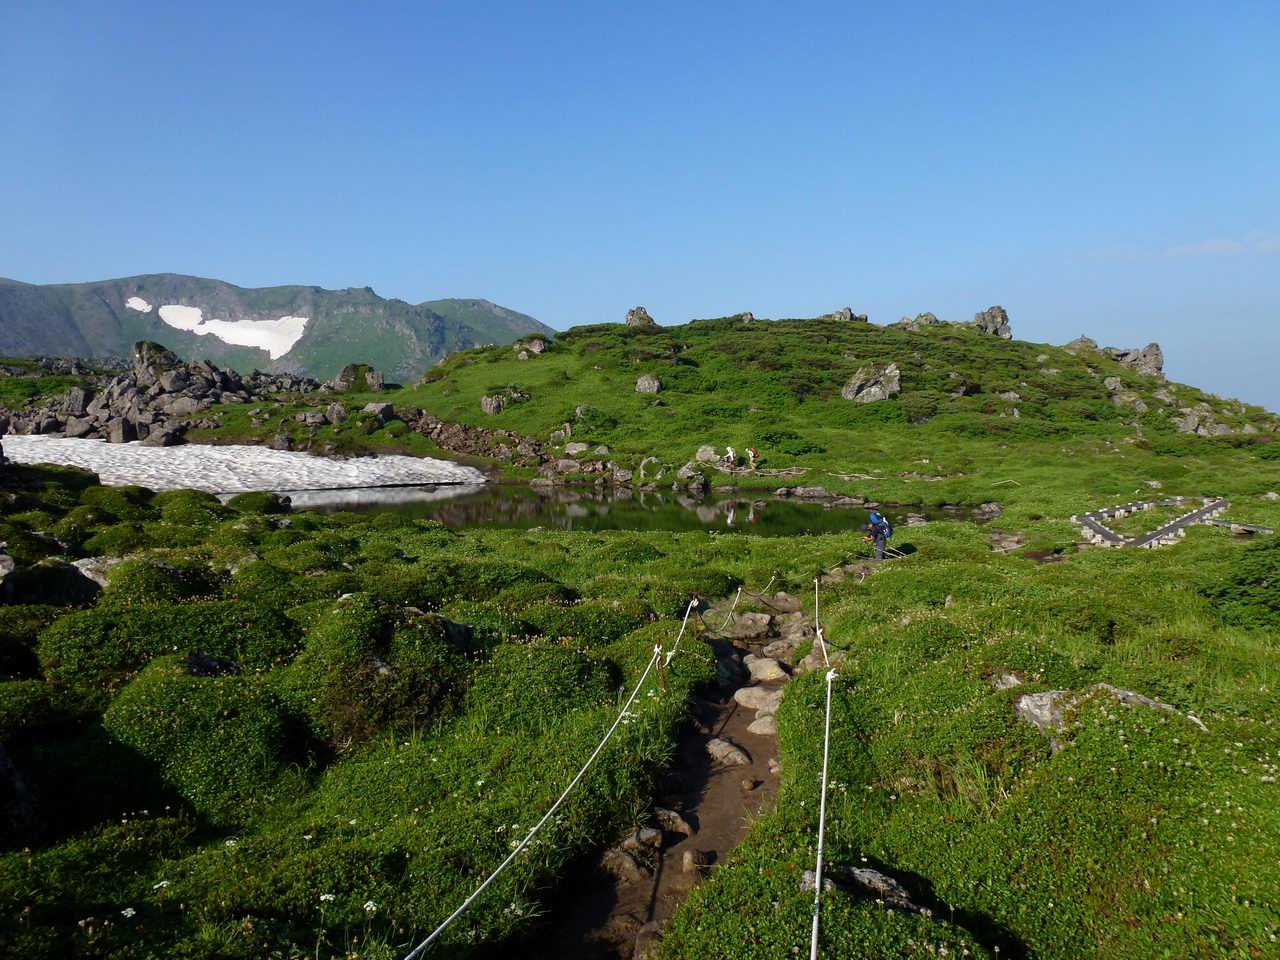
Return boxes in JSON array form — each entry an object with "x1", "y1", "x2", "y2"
[
  {"x1": 331, "y1": 363, "x2": 385, "y2": 392},
  {"x1": 1063, "y1": 335, "x2": 1099, "y2": 354},
  {"x1": 971, "y1": 305, "x2": 1012, "y2": 339},
  {"x1": 132, "y1": 341, "x2": 182, "y2": 383},
  {"x1": 625, "y1": 306, "x2": 658, "y2": 329},
  {"x1": 828, "y1": 307, "x2": 868, "y2": 322},
  {"x1": 480, "y1": 395, "x2": 504, "y2": 416},
  {"x1": 841, "y1": 363, "x2": 901, "y2": 403},
  {"x1": 893, "y1": 312, "x2": 941, "y2": 332},
  {"x1": 636, "y1": 374, "x2": 662, "y2": 394}
]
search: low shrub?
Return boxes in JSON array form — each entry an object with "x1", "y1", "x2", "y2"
[
  {"x1": 465, "y1": 643, "x2": 620, "y2": 733},
  {"x1": 98, "y1": 557, "x2": 223, "y2": 607}
]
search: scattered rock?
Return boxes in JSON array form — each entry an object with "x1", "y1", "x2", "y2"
[
  {"x1": 706, "y1": 737, "x2": 751, "y2": 766},
  {"x1": 1263, "y1": 492, "x2": 1280, "y2": 501},
  {"x1": 480, "y1": 395, "x2": 504, "y2": 416},
  {"x1": 361, "y1": 402, "x2": 398, "y2": 423},
  {"x1": 1107, "y1": 342, "x2": 1165, "y2": 379},
  {"x1": 1016, "y1": 683, "x2": 1208, "y2": 742},
  {"x1": 733, "y1": 686, "x2": 784, "y2": 714},
  {"x1": 744, "y1": 655, "x2": 789, "y2": 683},
  {"x1": 768, "y1": 757, "x2": 782, "y2": 775},
  {"x1": 971, "y1": 501, "x2": 1003, "y2": 521},
  {"x1": 740, "y1": 777, "x2": 759, "y2": 791},
  {"x1": 331, "y1": 363, "x2": 384, "y2": 392},
  {"x1": 621, "y1": 827, "x2": 663, "y2": 852},
  {"x1": 841, "y1": 363, "x2": 901, "y2": 403},
  {"x1": 747, "y1": 714, "x2": 778, "y2": 736},
  {"x1": 719, "y1": 611, "x2": 772, "y2": 640},
  {"x1": 70, "y1": 556, "x2": 122, "y2": 588},
  {"x1": 828, "y1": 307, "x2": 868, "y2": 322},
  {"x1": 564, "y1": 441, "x2": 589, "y2": 456},
  {"x1": 695, "y1": 444, "x2": 718, "y2": 463},
  {"x1": 602, "y1": 848, "x2": 650, "y2": 882},
  {"x1": 990, "y1": 671, "x2": 1023, "y2": 691},
  {"x1": 987, "y1": 529, "x2": 1026, "y2": 553},
  {"x1": 325, "y1": 401, "x2": 348, "y2": 425},
  {"x1": 636, "y1": 373, "x2": 662, "y2": 394},
  {"x1": 801, "y1": 866, "x2": 931, "y2": 915}
]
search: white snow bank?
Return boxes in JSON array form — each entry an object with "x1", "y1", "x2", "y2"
[
  {"x1": 157, "y1": 305, "x2": 308, "y2": 360},
  {"x1": 125, "y1": 296, "x2": 152, "y2": 313},
  {"x1": 2, "y1": 435, "x2": 486, "y2": 494}
]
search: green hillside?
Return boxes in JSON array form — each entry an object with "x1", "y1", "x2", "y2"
[{"x1": 0, "y1": 275, "x2": 552, "y2": 382}]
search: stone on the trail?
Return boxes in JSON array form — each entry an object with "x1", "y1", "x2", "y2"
[
  {"x1": 565, "y1": 441, "x2": 589, "y2": 456},
  {"x1": 706, "y1": 737, "x2": 751, "y2": 766},
  {"x1": 841, "y1": 362, "x2": 901, "y2": 403},
  {"x1": 621, "y1": 827, "x2": 663, "y2": 852},
  {"x1": 733, "y1": 686, "x2": 783, "y2": 713},
  {"x1": 654, "y1": 806, "x2": 695, "y2": 836},
  {"x1": 660, "y1": 771, "x2": 690, "y2": 794},
  {"x1": 768, "y1": 757, "x2": 782, "y2": 775},
  {"x1": 325, "y1": 401, "x2": 348, "y2": 425},
  {"x1": 480, "y1": 394, "x2": 504, "y2": 416},
  {"x1": 682, "y1": 849, "x2": 712, "y2": 874},
  {"x1": 720, "y1": 611, "x2": 772, "y2": 640},
  {"x1": 745, "y1": 656, "x2": 789, "y2": 683},
  {"x1": 747, "y1": 714, "x2": 778, "y2": 736},
  {"x1": 767, "y1": 592, "x2": 805, "y2": 614},
  {"x1": 602, "y1": 848, "x2": 649, "y2": 883},
  {"x1": 740, "y1": 777, "x2": 759, "y2": 791},
  {"x1": 695, "y1": 444, "x2": 718, "y2": 463},
  {"x1": 636, "y1": 373, "x2": 662, "y2": 394}
]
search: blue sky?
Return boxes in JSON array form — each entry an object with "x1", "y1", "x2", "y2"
[{"x1": 2, "y1": 1, "x2": 1278, "y2": 408}]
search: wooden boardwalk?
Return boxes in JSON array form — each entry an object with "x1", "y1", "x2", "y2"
[{"x1": 1071, "y1": 497, "x2": 1272, "y2": 550}]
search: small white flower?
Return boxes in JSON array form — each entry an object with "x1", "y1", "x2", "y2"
[
  {"x1": 475, "y1": 780, "x2": 484, "y2": 787},
  {"x1": 152, "y1": 880, "x2": 171, "y2": 890},
  {"x1": 224, "y1": 839, "x2": 238, "y2": 848},
  {"x1": 120, "y1": 907, "x2": 137, "y2": 918},
  {"x1": 364, "y1": 900, "x2": 378, "y2": 912},
  {"x1": 303, "y1": 834, "x2": 313, "y2": 841},
  {"x1": 348, "y1": 818, "x2": 357, "y2": 825},
  {"x1": 320, "y1": 893, "x2": 336, "y2": 903}
]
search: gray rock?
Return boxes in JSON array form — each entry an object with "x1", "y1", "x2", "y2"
[
  {"x1": 971, "y1": 305, "x2": 1013, "y2": 338},
  {"x1": 745, "y1": 656, "x2": 789, "y2": 682},
  {"x1": 325, "y1": 402, "x2": 348, "y2": 425},
  {"x1": 626, "y1": 306, "x2": 658, "y2": 328},
  {"x1": 106, "y1": 417, "x2": 137, "y2": 444},
  {"x1": 480, "y1": 395, "x2": 505, "y2": 416},
  {"x1": 988, "y1": 529, "x2": 1027, "y2": 553},
  {"x1": 1262, "y1": 492, "x2": 1280, "y2": 501},
  {"x1": 361, "y1": 402, "x2": 397, "y2": 422},
  {"x1": 70, "y1": 556, "x2": 122, "y2": 588},
  {"x1": 63, "y1": 416, "x2": 96, "y2": 439},
  {"x1": 621, "y1": 827, "x2": 663, "y2": 852},
  {"x1": 801, "y1": 866, "x2": 930, "y2": 915},
  {"x1": 1108, "y1": 342, "x2": 1164, "y2": 379},
  {"x1": 636, "y1": 373, "x2": 662, "y2": 394},
  {"x1": 841, "y1": 363, "x2": 901, "y2": 403},
  {"x1": 164, "y1": 396, "x2": 203, "y2": 417},
  {"x1": 733, "y1": 686, "x2": 784, "y2": 714},
  {"x1": 971, "y1": 501, "x2": 1003, "y2": 521},
  {"x1": 991, "y1": 671, "x2": 1023, "y2": 691},
  {"x1": 142, "y1": 426, "x2": 182, "y2": 447},
  {"x1": 695, "y1": 444, "x2": 718, "y2": 462},
  {"x1": 1103, "y1": 376, "x2": 1123, "y2": 392},
  {"x1": 565, "y1": 442, "x2": 589, "y2": 456},
  {"x1": 720, "y1": 611, "x2": 772, "y2": 640},
  {"x1": 747, "y1": 714, "x2": 778, "y2": 736},
  {"x1": 602, "y1": 848, "x2": 650, "y2": 882},
  {"x1": 62, "y1": 386, "x2": 93, "y2": 416},
  {"x1": 706, "y1": 737, "x2": 752, "y2": 766},
  {"x1": 1063, "y1": 335, "x2": 1099, "y2": 354}
]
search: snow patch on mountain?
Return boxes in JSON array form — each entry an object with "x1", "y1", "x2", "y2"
[
  {"x1": 156, "y1": 304, "x2": 308, "y2": 360},
  {"x1": 125, "y1": 297, "x2": 153, "y2": 313}
]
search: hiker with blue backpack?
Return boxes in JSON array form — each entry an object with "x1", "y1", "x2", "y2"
[{"x1": 864, "y1": 511, "x2": 893, "y2": 560}]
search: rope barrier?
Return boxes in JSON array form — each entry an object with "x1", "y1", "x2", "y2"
[
  {"x1": 808, "y1": 578, "x2": 837, "y2": 959},
  {"x1": 403, "y1": 597, "x2": 699, "y2": 959}
]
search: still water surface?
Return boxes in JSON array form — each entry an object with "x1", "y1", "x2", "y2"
[{"x1": 287, "y1": 484, "x2": 954, "y2": 537}]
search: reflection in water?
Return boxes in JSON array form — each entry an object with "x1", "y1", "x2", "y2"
[{"x1": 291, "y1": 483, "x2": 952, "y2": 538}]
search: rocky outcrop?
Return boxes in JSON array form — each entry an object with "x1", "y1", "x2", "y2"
[
  {"x1": 331, "y1": 363, "x2": 386, "y2": 392},
  {"x1": 0, "y1": 342, "x2": 323, "y2": 444},
  {"x1": 841, "y1": 363, "x2": 901, "y2": 403},
  {"x1": 625, "y1": 306, "x2": 658, "y2": 329},
  {"x1": 1063, "y1": 335, "x2": 1099, "y2": 354},
  {"x1": 971, "y1": 305, "x2": 1012, "y2": 339},
  {"x1": 828, "y1": 307, "x2": 868, "y2": 322},
  {"x1": 1106, "y1": 342, "x2": 1164, "y2": 379},
  {"x1": 892, "y1": 312, "x2": 941, "y2": 332},
  {"x1": 480, "y1": 395, "x2": 504, "y2": 416}
]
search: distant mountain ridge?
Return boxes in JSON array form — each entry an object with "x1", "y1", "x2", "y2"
[{"x1": 0, "y1": 274, "x2": 553, "y2": 381}]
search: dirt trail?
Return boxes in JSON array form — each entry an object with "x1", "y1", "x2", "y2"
[{"x1": 523, "y1": 590, "x2": 828, "y2": 960}]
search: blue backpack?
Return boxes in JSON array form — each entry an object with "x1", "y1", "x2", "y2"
[{"x1": 869, "y1": 512, "x2": 893, "y2": 539}]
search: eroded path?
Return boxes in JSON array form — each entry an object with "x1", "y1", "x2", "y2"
[{"x1": 525, "y1": 569, "x2": 870, "y2": 959}]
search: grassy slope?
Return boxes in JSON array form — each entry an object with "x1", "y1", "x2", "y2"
[{"x1": 3, "y1": 316, "x2": 1280, "y2": 958}]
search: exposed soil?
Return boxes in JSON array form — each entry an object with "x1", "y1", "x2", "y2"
[{"x1": 523, "y1": 630, "x2": 789, "y2": 959}]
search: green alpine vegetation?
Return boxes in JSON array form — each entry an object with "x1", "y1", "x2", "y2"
[{"x1": 1, "y1": 310, "x2": 1279, "y2": 959}]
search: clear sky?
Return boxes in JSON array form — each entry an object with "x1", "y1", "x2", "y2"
[{"x1": 2, "y1": 1, "x2": 1278, "y2": 408}]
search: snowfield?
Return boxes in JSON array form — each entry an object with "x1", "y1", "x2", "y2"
[
  {"x1": 155, "y1": 304, "x2": 309, "y2": 360},
  {"x1": 125, "y1": 296, "x2": 153, "y2": 313},
  {"x1": 2, "y1": 435, "x2": 486, "y2": 493}
]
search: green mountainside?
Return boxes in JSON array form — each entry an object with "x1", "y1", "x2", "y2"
[{"x1": 0, "y1": 275, "x2": 553, "y2": 382}]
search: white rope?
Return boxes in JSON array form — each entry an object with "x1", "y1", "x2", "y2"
[
  {"x1": 809, "y1": 665, "x2": 838, "y2": 960},
  {"x1": 664, "y1": 596, "x2": 701, "y2": 666},
  {"x1": 813, "y1": 578, "x2": 829, "y2": 667},
  {"x1": 404, "y1": 597, "x2": 699, "y2": 958}
]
